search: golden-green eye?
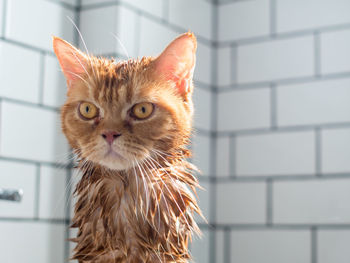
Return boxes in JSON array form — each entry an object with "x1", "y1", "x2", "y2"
[
  {"x1": 78, "y1": 102, "x2": 98, "y2": 120},
  {"x1": 131, "y1": 102, "x2": 154, "y2": 120}
]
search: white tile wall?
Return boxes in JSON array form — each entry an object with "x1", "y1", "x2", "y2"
[
  {"x1": 273, "y1": 179, "x2": 350, "y2": 224},
  {"x1": 237, "y1": 36, "x2": 314, "y2": 84},
  {"x1": 192, "y1": 134, "x2": 210, "y2": 176},
  {"x1": 218, "y1": 0, "x2": 270, "y2": 42},
  {"x1": 0, "y1": 102, "x2": 69, "y2": 163},
  {"x1": 0, "y1": 160, "x2": 36, "y2": 218},
  {"x1": 277, "y1": 78, "x2": 350, "y2": 126},
  {"x1": 216, "y1": 182, "x2": 266, "y2": 224},
  {"x1": 195, "y1": 43, "x2": 212, "y2": 84},
  {"x1": 169, "y1": 0, "x2": 212, "y2": 40},
  {"x1": 139, "y1": 16, "x2": 178, "y2": 57},
  {"x1": 0, "y1": 41, "x2": 41, "y2": 103},
  {"x1": 277, "y1": 0, "x2": 350, "y2": 33},
  {"x1": 196, "y1": 181, "x2": 209, "y2": 223},
  {"x1": 236, "y1": 131, "x2": 315, "y2": 176},
  {"x1": 216, "y1": 136, "x2": 230, "y2": 177},
  {"x1": 230, "y1": 230, "x2": 311, "y2": 263},
  {"x1": 0, "y1": 221, "x2": 66, "y2": 263},
  {"x1": 39, "y1": 165, "x2": 67, "y2": 219},
  {"x1": 122, "y1": 0, "x2": 163, "y2": 18},
  {"x1": 81, "y1": 0, "x2": 164, "y2": 19},
  {"x1": 80, "y1": 5, "x2": 138, "y2": 57},
  {"x1": 322, "y1": 128, "x2": 350, "y2": 173},
  {"x1": 318, "y1": 230, "x2": 350, "y2": 263},
  {"x1": 215, "y1": 230, "x2": 225, "y2": 263},
  {"x1": 193, "y1": 87, "x2": 211, "y2": 130},
  {"x1": 321, "y1": 29, "x2": 350, "y2": 75},
  {"x1": 217, "y1": 88, "x2": 270, "y2": 131},
  {"x1": 42, "y1": 55, "x2": 67, "y2": 107},
  {"x1": 217, "y1": 46, "x2": 231, "y2": 86},
  {"x1": 191, "y1": 229, "x2": 210, "y2": 263},
  {"x1": 5, "y1": 0, "x2": 74, "y2": 51}
]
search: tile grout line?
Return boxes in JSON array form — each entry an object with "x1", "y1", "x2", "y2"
[
  {"x1": 311, "y1": 227, "x2": 318, "y2": 263},
  {"x1": 266, "y1": 179, "x2": 273, "y2": 225},
  {"x1": 134, "y1": 10, "x2": 141, "y2": 58},
  {"x1": 230, "y1": 43, "x2": 237, "y2": 85},
  {"x1": 223, "y1": 227, "x2": 231, "y2": 263},
  {"x1": 209, "y1": 2, "x2": 219, "y2": 263}
]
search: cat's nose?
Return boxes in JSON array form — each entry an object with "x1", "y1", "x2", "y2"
[{"x1": 101, "y1": 131, "x2": 121, "y2": 145}]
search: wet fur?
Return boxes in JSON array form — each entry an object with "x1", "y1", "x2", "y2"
[{"x1": 60, "y1": 54, "x2": 202, "y2": 262}]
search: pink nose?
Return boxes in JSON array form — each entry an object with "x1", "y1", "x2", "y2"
[{"x1": 101, "y1": 131, "x2": 121, "y2": 145}]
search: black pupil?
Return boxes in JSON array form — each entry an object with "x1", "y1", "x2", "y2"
[
  {"x1": 141, "y1": 107, "x2": 146, "y2": 113},
  {"x1": 85, "y1": 106, "x2": 90, "y2": 113}
]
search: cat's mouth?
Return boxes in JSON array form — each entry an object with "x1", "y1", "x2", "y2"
[{"x1": 104, "y1": 148, "x2": 125, "y2": 160}]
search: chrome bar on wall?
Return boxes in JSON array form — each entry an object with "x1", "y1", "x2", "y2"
[{"x1": 0, "y1": 188, "x2": 23, "y2": 202}]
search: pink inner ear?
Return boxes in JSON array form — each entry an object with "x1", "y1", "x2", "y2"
[
  {"x1": 154, "y1": 33, "x2": 197, "y2": 95},
  {"x1": 53, "y1": 36, "x2": 88, "y2": 87}
]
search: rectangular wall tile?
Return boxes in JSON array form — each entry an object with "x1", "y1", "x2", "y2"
[
  {"x1": 218, "y1": 88, "x2": 270, "y2": 131},
  {"x1": 0, "y1": 102, "x2": 69, "y2": 163},
  {"x1": 321, "y1": 29, "x2": 350, "y2": 75},
  {"x1": 42, "y1": 55, "x2": 66, "y2": 108},
  {"x1": 0, "y1": 41, "x2": 41, "y2": 103},
  {"x1": 192, "y1": 134, "x2": 210, "y2": 176},
  {"x1": 5, "y1": 0, "x2": 74, "y2": 51},
  {"x1": 318, "y1": 230, "x2": 350, "y2": 263},
  {"x1": 216, "y1": 182, "x2": 266, "y2": 224},
  {"x1": 218, "y1": 0, "x2": 269, "y2": 41},
  {"x1": 215, "y1": 230, "x2": 225, "y2": 263},
  {"x1": 121, "y1": 0, "x2": 163, "y2": 18},
  {"x1": 277, "y1": 0, "x2": 350, "y2": 33},
  {"x1": 139, "y1": 16, "x2": 178, "y2": 57},
  {"x1": 0, "y1": 160, "x2": 36, "y2": 218},
  {"x1": 322, "y1": 128, "x2": 350, "y2": 173},
  {"x1": 39, "y1": 165, "x2": 67, "y2": 220},
  {"x1": 274, "y1": 179, "x2": 350, "y2": 224},
  {"x1": 216, "y1": 136, "x2": 230, "y2": 177},
  {"x1": 236, "y1": 131, "x2": 315, "y2": 176},
  {"x1": 0, "y1": 221, "x2": 65, "y2": 263},
  {"x1": 277, "y1": 78, "x2": 350, "y2": 126},
  {"x1": 191, "y1": 229, "x2": 210, "y2": 263},
  {"x1": 80, "y1": 5, "x2": 137, "y2": 57},
  {"x1": 169, "y1": 0, "x2": 212, "y2": 39},
  {"x1": 231, "y1": 230, "x2": 311, "y2": 263},
  {"x1": 237, "y1": 36, "x2": 314, "y2": 84},
  {"x1": 193, "y1": 87, "x2": 211, "y2": 130},
  {"x1": 217, "y1": 46, "x2": 231, "y2": 86}
]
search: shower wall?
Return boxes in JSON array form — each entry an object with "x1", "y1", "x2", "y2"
[
  {"x1": 0, "y1": 0, "x2": 77, "y2": 262},
  {"x1": 212, "y1": 0, "x2": 350, "y2": 263}
]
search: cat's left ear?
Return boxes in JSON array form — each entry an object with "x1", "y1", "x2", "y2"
[
  {"x1": 153, "y1": 32, "x2": 197, "y2": 98},
  {"x1": 52, "y1": 36, "x2": 89, "y2": 89}
]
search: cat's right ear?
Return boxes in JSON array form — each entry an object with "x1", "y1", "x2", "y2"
[{"x1": 52, "y1": 36, "x2": 88, "y2": 88}]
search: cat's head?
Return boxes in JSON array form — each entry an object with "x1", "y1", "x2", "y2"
[{"x1": 53, "y1": 33, "x2": 197, "y2": 171}]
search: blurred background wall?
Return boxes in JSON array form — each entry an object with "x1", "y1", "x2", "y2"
[{"x1": 1, "y1": 0, "x2": 350, "y2": 263}]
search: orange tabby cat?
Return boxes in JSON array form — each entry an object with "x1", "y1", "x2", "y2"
[{"x1": 53, "y1": 33, "x2": 202, "y2": 263}]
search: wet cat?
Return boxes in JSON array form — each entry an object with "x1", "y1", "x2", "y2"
[{"x1": 53, "y1": 33, "x2": 202, "y2": 263}]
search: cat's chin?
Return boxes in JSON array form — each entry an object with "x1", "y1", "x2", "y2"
[{"x1": 98, "y1": 159, "x2": 133, "y2": 171}]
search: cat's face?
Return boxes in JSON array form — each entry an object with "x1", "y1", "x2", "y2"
[{"x1": 53, "y1": 33, "x2": 197, "y2": 171}]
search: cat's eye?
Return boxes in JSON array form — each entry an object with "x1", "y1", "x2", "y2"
[
  {"x1": 131, "y1": 102, "x2": 154, "y2": 120},
  {"x1": 78, "y1": 102, "x2": 98, "y2": 120}
]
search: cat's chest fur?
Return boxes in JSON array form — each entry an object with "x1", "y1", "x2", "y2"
[{"x1": 71, "y1": 167, "x2": 198, "y2": 263}]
